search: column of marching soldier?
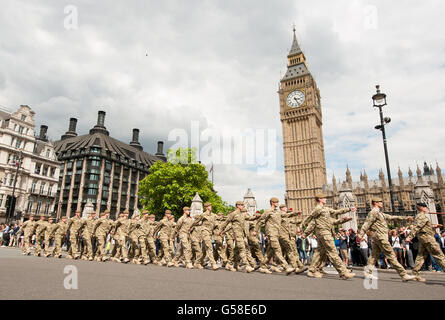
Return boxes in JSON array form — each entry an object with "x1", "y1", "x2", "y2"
[{"x1": 16, "y1": 194, "x2": 445, "y2": 282}]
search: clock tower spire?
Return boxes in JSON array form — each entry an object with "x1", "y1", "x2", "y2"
[{"x1": 279, "y1": 28, "x2": 327, "y2": 215}]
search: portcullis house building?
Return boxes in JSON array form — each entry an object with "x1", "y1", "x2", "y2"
[{"x1": 54, "y1": 111, "x2": 166, "y2": 219}]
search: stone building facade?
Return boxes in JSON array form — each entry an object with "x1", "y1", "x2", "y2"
[
  {"x1": 279, "y1": 28, "x2": 327, "y2": 216},
  {"x1": 323, "y1": 162, "x2": 444, "y2": 228},
  {"x1": 0, "y1": 105, "x2": 60, "y2": 222},
  {"x1": 54, "y1": 111, "x2": 166, "y2": 219}
]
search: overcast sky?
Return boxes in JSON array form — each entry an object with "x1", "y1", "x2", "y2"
[{"x1": 1, "y1": 0, "x2": 444, "y2": 209}]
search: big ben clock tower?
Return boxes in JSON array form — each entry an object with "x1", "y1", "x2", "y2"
[{"x1": 279, "y1": 27, "x2": 327, "y2": 214}]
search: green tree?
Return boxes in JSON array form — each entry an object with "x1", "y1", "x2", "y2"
[{"x1": 138, "y1": 148, "x2": 232, "y2": 219}]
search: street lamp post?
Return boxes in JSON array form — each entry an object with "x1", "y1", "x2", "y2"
[
  {"x1": 6, "y1": 150, "x2": 24, "y2": 224},
  {"x1": 372, "y1": 85, "x2": 396, "y2": 213}
]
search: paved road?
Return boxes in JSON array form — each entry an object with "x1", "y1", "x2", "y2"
[{"x1": 1, "y1": 247, "x2": 444, "y2": 300}]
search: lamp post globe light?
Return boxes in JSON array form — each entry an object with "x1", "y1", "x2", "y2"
[{"x1": 372, "y1": 85, "x2": 396, "y2": 213}]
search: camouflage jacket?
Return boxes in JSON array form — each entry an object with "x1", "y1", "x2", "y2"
[
  {"x1": 304, "y1": 204, "x2": 350, "y2": 237},
  {"x1": 93, "y1": 217, "x2": 113, "y2": 236},
  {"x1": 175, "y1": 215, "x2": 194, "y2": 236},
  {"x1": 257, "y1": 208, "x2": 296, "y2": 237},
  {"x1": 360, "y1": 207, "x2": 408, "y2": 240},
  {"x1": 18, "y1": 220, "x2": 36, "y2": 237},
  {"x1": 406, "y1": 211, "x2": 435, "y2": 241}
]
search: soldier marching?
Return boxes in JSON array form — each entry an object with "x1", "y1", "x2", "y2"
[{"x1": 13, "y1": 196, "x2": 445, "y2": 283}]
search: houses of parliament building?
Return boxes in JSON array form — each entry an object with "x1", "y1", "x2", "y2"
[{"x1": 279, "y1": 28, "x2": 444, "y2": 226}]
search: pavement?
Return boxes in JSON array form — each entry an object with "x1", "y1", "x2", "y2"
[{"x1": 1, "y1": 247, "x2": 444, "y2": 300}]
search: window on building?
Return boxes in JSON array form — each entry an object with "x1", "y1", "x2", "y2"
[
  {"x1": 89, "y1": 174, "x2": 99, "y2": 181},
  {"x1": 40, "y1": 183, "x2": 45, "y2": 194},
  {"x1": 10, "y1": 137, "x2": 15, "y2": 146},
  {"x1": 45, "y1": 201, "x2": 51, "y2": 214},
  {"x1": 31, "y1": 180, "x2": 37, "y2": 193},
  {"x1": 67, "y1": 161, "x2": 73, "y2": 169},
  {"x1": 42, "y1": 166, "x2": 48, "y2": 176},
  {"x1": 46, "y1": 149, "x2": 50, "y2": 157},
  {"x1": 21, "y1": 115, "x2": 26, "y2": 121},
  {"x1": 0, "y1": 194, "x2": 4, "y2": 208},
  {"x1": 35, "y1": 164, "x2": 41, "y2": 174},
  {"x1": 36, "y1": 201, "x2": 42, "y2": 213},
  {"x1": 18, "y1": 126, "x2": 24, "y2": 134},
  {"x1": 87, "y1": 189, "x2": 98, "y2": 195},
  {"x1": 91, "y1": 160, "x2": 101, "y2": 167},
  {"x1": 15, "y1": 139, "x2": 21, "y2": 148},
  {"x1": 27, "y1": 199, "x2": 33, "y2": 212}
]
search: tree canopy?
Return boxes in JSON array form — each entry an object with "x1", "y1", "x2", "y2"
[{"x1": 138, "y1": 148, "x2": 232, "y2": 219}]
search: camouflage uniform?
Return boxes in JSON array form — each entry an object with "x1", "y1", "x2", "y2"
[
  {"x1": 220, "y1": 207, "x2": 259, "y2": 272},
  {"x1": 44, "y1": 219, "x2": 58, "y2": 257},
  {"x1": 213, "y1": 213, "x2": 227, "y2": 265},
  {"x1": 81, "y1": 215, "x2": 97, "y2": 260},
  {"x1": 279, "y1": 213, "x2": 305, "y2": 271},
  {"x1": 112, "y1": 214, "x2": 131, "y2": 263},
  {"x1": 92, "y1": 212, "x2": 113, "y2": 261},
  {"x1": 304, "y1": 203, "x2": 353, "y2": 278},
  {"x1": 190, "y1": 220, "x2": 203, "y2": 268},
  {"x1": 53, "y1": 218, "x2": 69, "y2": 258},
  {"x1": 66, "y1": 214, "x2": 85, "y2": 259},
  {"x1": 172, "y1": 211, "x2": 194, "y2": 267},
  {"x1": 154, "y1": 215, "x2": 174, "y2": 264},
  {"x1": 128, "y1": 214, "x2": 144, "y2": 263},
  {"x1": 360, "y1": 206, "x2": 412, "y2": 279},
  {"x1": 34, "y1": 217, "x2": 48, "y2": 256},
  {"x1": 190, "y1": 208, "x2": 219, "y2": 269},
  {"x1": 304, "y1": 216, "x2": 346, "y2": 275},
  {"x1": 18, "y1": 216, "x2": 37, "y2": 255},
  {"x1": 407, "y1": 208, "x2": 445, "y2": 280},
  {"x1": 257, "y1": 207, "x2": 297, "y2": 272}
]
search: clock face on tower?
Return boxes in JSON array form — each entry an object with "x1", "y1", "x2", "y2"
[{"x1": 286, "y1": 90, "x2": 305, "y2": 108}]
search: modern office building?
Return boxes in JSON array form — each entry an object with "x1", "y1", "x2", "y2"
[{"x1": 54, "y1": 110, "x2": 166, "y2": 219}]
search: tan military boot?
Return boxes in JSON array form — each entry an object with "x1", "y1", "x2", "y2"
[
  {"x1": 88, "y1": 257, "x2": 93, "y2": 261},
  {"x1": 133, "y1": 258, "x2": 141, "y2": 265},
  {"x1": 270, "y1": 266, "x2": 282, "y2": 273},
  {"x1": 167, "y1": 261, "x2": 175, "y2": 267},
  {"x1": 402, "y1": 274, "x2": 417, "y2": 282},
  {"x1": 173, "y1": 261, "x2": 180, "y2": 267},
  {"x1": 143, "y1": 259, "x2": 150, "y2": 265},
  {"x1": 122, "y1": 258, "x2": 130, "y2": 263},
  {"x1": 186, "y1": 263, "x2": 194, "y2": 269},
  {"x1": 295, "y1": 266, "x2": 308, "y2": 274},
  {"x1": 285, "y1": 267, "x2": 295, "y2": 275},
  {"x1": 340, "y1": 272, "x2": 355, "y2": 280},
  {"x1": 225, "y1": 263, "x2": 232, "y2": 271},
  {"x1": 414, "y1": 275, "x2": 426, "y2": 283},
  {"x1": 66, "y1": 255, "x2": 73, "y2": 259},
  {"x1": 212, "y1": 264, "x2": 219, "y2": 271},
  {"x1": 245, "y1": 265, "x2": 255, "y2": 273},
  {"x1": 319, "y1": 268, "x2": 329, "y2": 274},
  {"x1": 307, "y1": 271, "x2": 323, "y2": 278},
  {"x1": 81, "y1": 256, "x2": 88, "y2": 261},
  {"x1": 194, "y1": 264, "x2": 204, "y2": 270},
  {"x1": 259, "y1": 268, "x2": 272, "y2": 274},
  {"x1": 364, "y1": 273, "x2": 378, "y2": 280}
]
